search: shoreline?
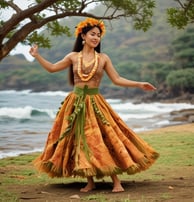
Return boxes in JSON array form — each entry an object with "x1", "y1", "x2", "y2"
[
  {"x1": 0, "y1": 123, "x2": 193, "y2": 160},
  {"x1": 139, "y1": 122, "x2": 194, "y2": 135}
]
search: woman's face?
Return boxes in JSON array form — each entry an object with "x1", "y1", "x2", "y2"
[{"x1": 84, "y1": 27, "x2": 101, "y2": 48}]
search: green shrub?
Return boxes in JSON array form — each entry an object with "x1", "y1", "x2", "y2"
[{"x1": 166, "y1": 68, "x2": 194, "y2": 94}]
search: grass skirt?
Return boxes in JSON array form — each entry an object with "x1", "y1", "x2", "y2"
[{"x1": 34, "y1": 86, "x2": 159, "y2": 178}]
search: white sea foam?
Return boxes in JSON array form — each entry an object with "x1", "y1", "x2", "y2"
[
  {"x1": 0, "y1": 106, "x2": 56, "y2": 119},
  {"x1": 0, "y1": 100, "x2": 193, "y2": 121},
  {"x1": 117, "y1": 113, "x2": 155, "y2": 121},
  {"x1": 0, "y1": 148, "x2": 43, "y2": 159},
  {"x1": 0, "y1": 89, "x2": 32, "y2": 95},
  {"x1": 0, "y1": 89, "x2": 68, "y2": 97},
  {"x1": 0, "y1": 106, "x2": 32, "y2": 119},
  {"x1": 32, "y1": 91, "x2": 69, "y2": 97},
  {"x1": 112, "y1": 102, "x2": 193, "y2": 114}
]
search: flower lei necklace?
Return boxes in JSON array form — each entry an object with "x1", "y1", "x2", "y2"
[
  {"x1": 77, "y1": 51, "x2": 99, "y2": 81},
  {"x1": 82, "y1": 57, "x2": 95, "y2": 68}
]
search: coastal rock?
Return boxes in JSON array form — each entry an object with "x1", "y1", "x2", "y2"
[
  {"x1": 188, "y1": 115, "x2": 194, "y2": 123},
  {"x1": 170, "y1": 108, "x2": 194, "y2": 123}
]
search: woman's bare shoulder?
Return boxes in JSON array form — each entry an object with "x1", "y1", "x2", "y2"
[
  {"x1": 66, "y1": 51, "x2": 78, "y2": 58},
  {"x1": 99, "y1": 52, "x2": 110, "y2": 61},
  {"x1": 63, "y1": 52, "x2": 79, "y2": 62}
]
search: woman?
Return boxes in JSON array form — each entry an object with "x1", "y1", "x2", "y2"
[{"x1": 29, "y1": 18, "x2": 159, "y2": 193}]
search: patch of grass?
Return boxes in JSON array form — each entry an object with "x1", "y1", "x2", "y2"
[
  {"x1": 143, "y1": 131, "x2": 194, "y2": 166},
  {"x1": 0, "y1": 188, "x2": 19, "y2": 202},
  {"x1": 160, "y1": 193, "x2": 171, "y2": 200},
  {"x1": 0, "y1": 153, "x2": 36, "y2": 167},
  {"x1": 82, "y1": 194, "x2": 138, "y2": 202},
  {"x1": 82, "y1": 194, "x2": 107, "y2": 201}
]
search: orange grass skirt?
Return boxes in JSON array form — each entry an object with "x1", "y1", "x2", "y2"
[{"x1": 34, "y1": 86, "x2": 159, "y2": 178}]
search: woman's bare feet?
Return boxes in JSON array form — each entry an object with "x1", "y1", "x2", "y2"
[
  {"x1": 112, "y1": 184, "x2": 124, "y2": 193},
  {"x1": 80, "y1": 177, "x2": 95, "y2": 192},
  {"x1": 80, "y1": 184, "x2": 96, "y2": 192},
  {"x1": 111, "y1": 175, "x2": 125, "y2": 193}
]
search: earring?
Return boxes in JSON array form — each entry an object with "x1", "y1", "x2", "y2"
[{"x1": 82, "y1": 40, "x2": 85, "y2": 45}]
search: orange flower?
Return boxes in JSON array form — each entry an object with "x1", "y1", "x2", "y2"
[{"x1": 75, "y1": 18, "x2": 106, "y2": 37}]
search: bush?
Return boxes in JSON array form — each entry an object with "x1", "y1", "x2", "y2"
[{"x1": 166, "y1": 68, "x2": 194, "y2": 95}]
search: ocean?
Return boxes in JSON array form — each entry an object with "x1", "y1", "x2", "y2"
[{"x1": 0, "y1": 89, "x2": 193, "y2": 159}]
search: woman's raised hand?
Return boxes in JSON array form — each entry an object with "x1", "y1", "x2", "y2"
[{"x1": 29, "y1": 44, "x2": 39, "y2": 57}]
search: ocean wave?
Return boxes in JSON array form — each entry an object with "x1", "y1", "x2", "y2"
[
  {"x1": 112, "y1": 102, "x2": 194, "y2": 114},
  {"x1": 0, "y1": 89, "x2": 32, "y2": 95},
  {"x1": 0, "y1": 104, "x2": 168, "y2": 121},
  {"x1": 32, "y1": 91, "x2": 69, "y2": 97},
  {"x1": 0, "y1": 102, "x2": 193, "y2": 121},
  {"x1": 0, "y1": 89, "x2": 68, "y2": 97},
  {"x1": 0, "y1": 106, "x2": 56, "y2": 119},
  {"x1": 118, "y1": 113, "x2": 155, "y2": 120}
]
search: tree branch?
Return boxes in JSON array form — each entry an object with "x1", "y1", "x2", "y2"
[
  {"x1": 176, "y1": 0, "x2": 185, "y2": 9},
  {"x1": 0, "y1": 0, "x2": 59, "y2": 41},
  {"x1": 6, "y1": 1, "x2": 22, "y2": 13},
  {"x1": 184, "y1": 0, "x2": 194, "y2": 13}
]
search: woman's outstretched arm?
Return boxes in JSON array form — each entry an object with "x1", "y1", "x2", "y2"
[
  {"x1": 103, "y1": 53, "x2": 156, "y2": 91},
  {"x1": 29, "y1": 44, "x2": 72, "y2": 73}
]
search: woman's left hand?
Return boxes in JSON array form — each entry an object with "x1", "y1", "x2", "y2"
[{"x1": 139, "y1": 82, "x2": 156, "y2": 91}]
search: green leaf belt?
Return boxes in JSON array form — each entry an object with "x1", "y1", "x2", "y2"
[{"x1": 74, "y1": 85, "x2": 99, "y2": 95}]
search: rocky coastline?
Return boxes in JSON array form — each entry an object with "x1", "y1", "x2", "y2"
[
  {"x1": 139, "y1": 92, "x2": 194, "y2": 127},
  {"x1": 170, "y1": 108, "x2": 194, "y2": 125},
  {"x1": 101, "y1": 87, "x2": 194, "y2": 127}
]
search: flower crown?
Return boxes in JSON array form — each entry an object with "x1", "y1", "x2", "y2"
[{"x1": 75, "y1": 18, "x2": 106, "y2": 37}]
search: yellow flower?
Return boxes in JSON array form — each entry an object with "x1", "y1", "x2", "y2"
[{"x1": 75, "y1": 18, "x2": 106, "y2": 37}]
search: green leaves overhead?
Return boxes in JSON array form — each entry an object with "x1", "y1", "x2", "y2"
[
  {"x1": 55, "y1": 0, "x2": 81, "y2": 10},
  {"x1": 167, "y1": 8, "x2": 189, "y2": 29},
  {"x1": 0, "y1": 0, "x2": 9, "y2": 8},
  {"x1": 25, "y1": 31, "x2": 51, "y2": 48},
  {"x1": 103, "y1": 0, "x2": 155, "y2": 31},
  {"x1": 167, "y1": 1, "x2": 194, "y2": 29},
  {"x1": 47, "y1": 21, "x2": 71, "y2": 37}
]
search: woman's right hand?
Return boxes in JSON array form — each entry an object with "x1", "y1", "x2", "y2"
[
  {"x1": 29, "y1": 44, "x2": 39, "y2": 57},
  {"x1": 139, "y1": 82, "x2": 156, "y2": 91}
]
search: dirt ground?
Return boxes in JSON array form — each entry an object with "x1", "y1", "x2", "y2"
[
  {"x1": 6, "y1": 124, "x2": 194, "y2": 202},
  {"x1": 11, "y1": 168, "x2": 194, "y2": 202},
  {"x1": 6, "y1": 167, "x2": 194, "y2": 202}
]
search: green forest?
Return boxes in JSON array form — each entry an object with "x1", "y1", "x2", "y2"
[{"x1": 1, "y1": 0, "x2": 194, "y2": 100}]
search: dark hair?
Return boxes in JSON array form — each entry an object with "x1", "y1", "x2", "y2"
[{"x1": 68, "y1": 25, "x2": 102, "y2": 85}]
